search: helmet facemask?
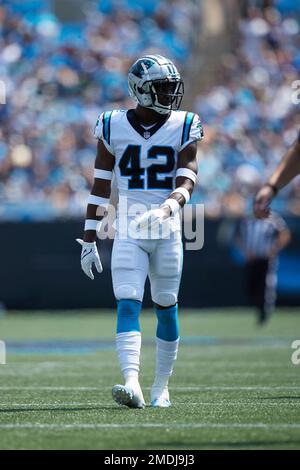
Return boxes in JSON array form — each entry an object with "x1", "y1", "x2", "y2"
[{"x1": 149, "y1": 79, "x2": 184, "y2": 114}]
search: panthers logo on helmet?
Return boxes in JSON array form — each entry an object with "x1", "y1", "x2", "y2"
[{"x1": 130, "y1": 58, "x2": 156, "y2": 78}]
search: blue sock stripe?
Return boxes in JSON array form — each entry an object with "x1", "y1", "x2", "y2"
[
  {"x1": 116, "y1": 299, "x2": 142, "y2": 334},
  {"x1": 155, "y1": 304, "x2": 179, "y2": 342}
]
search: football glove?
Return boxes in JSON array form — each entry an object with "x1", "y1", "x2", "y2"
[
  {"x1": 76, "y1": 239, "x2": 103, "y2": 280},
  {"x1": 134, "y1": 208, "x2": 168, "y2": 232}
]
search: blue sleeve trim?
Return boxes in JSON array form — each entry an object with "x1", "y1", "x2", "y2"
[
  {"x1": 181, "y1": 112, "x2": 195, "y2": 146},
  {"x1": 102, "y1": 111, "x2": 113, "y2": 145}
]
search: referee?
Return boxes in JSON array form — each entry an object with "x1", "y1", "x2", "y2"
[{"x1": 235, "y1": 213, "x2": 291, "y2": 324}]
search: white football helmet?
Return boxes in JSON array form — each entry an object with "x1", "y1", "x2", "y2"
[{"x1": 128, "y1": 54, "x2": 184, "y2": 114}]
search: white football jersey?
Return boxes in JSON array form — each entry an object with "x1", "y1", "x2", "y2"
[{"x1": 94, "y1": 109, "x2": 203, "y2": 235}]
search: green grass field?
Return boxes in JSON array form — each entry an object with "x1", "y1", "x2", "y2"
[{"x1": 0, "y1": 308, "x2": 300, "y2": 450}]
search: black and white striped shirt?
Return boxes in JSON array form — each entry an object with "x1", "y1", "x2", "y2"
[{"x1": 236, "y1": 213, "x2": 287, "y2": 258}]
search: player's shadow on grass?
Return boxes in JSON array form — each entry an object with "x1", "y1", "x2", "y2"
[
  {"x1": 260, "y1": 396, "x2": 300, "y2": 400},
  {"x1": 0, "y1": 406, "x2": 122, "y2": 413},
  {"x1": 151, "y1": 439, "x2": 300, "y2": 449}
]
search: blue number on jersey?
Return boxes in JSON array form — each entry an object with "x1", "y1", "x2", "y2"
[
  {"x1": 118, "y1": 145, "x2": 144, "y2": 189},
  {"x1": 119, "y1": 145, "x2": 175, "y2": 190}
]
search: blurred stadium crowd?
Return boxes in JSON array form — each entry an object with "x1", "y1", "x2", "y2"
[
  {"x1": 194, "y1": 0, "x2": 300, "y2": 218},
  {"x1": 0, "y1": 0, "x2": 299, "y2": 220}
]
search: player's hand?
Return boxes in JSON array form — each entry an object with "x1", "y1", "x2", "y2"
[
  {"x1": 253, "y1": 185, "x2": 274, "y2": 219},
  {"x1": 134, "y1": 207, "x2": 170, "y2": 232},
  {"x1": 76, "y1": 239, "x2": 103, "y2": 280}
]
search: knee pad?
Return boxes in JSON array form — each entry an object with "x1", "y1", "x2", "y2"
[
  {"x1": 152, "y1": 292, "x2": 177, "y2": 308},
  {"x1": 114, "y1": 284, "x2": 142, "y2": 302}
]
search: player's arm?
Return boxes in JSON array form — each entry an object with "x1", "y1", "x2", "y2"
[
  {"x1": 269, "y1": 137, "x2": 300, "y2": 191},
  {"x1": 253, "y1": 135, "x2": 300, "y2": 219},
  {"x1": 83, "y1": 139, "x2": 115, "y2": 242},
  {"x1": 161, "y1": 111, "x2": 203, "y2": 215},
  {"x1": 76, "y1": 139, "x2": 115, "y2": 279},
  {"x1": 160, "y1": 141, "x2": 198, "y2": 217}
]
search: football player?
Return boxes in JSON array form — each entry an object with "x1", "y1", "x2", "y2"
[
  {"x1": 77, "y1": 54, "x2": 203, "y2": 408},
  {"x1": 253, "y1": 131, "x2": 300, "y2": 219}
]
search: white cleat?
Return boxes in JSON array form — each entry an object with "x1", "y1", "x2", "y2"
[
  {"x1": 112, "y1": 383, "x2": 145, "y2": 409},
  {"x1": 112, "y1": 384, "x2": 133, "y2": 407},
  {"x1": 151, "y1": 397, "x2": 171, "y2": 408},
  {"x1": 150, "y1": 387, "x2": 171, "y2": 408}
]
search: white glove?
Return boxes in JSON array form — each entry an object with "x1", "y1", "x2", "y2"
[
  {"x1": 134, "y1": 208, "x2": 168, "y2": 232},
  {"x1": 76, "y1": 239, "x2": 103, "y2": 280}
]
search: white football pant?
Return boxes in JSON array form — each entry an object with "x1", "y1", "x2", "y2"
[{"x1": 111, "y1": 232, "x2": 183, "y2": 307}]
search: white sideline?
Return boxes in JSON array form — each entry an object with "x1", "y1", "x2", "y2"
[
  {"x1": 0, "y1": 403, "x2": 109, "y2": 406},
  {"x1": 0, "y1": 423, "x2": 300, "y2": 430},
  {"x1": 0, "y1": 385, "x2": 299, "y2": 391},
  {"x1": 0, "y1": 401, "x2": 299, "y2": 408}
]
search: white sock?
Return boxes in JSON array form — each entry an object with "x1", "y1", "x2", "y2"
[
  {"x1": 116, "y1": 331, "x2": 141, "y2": 385},
  {"x1": 152, "y1": 337, "x2": 180, "y2": 398}
]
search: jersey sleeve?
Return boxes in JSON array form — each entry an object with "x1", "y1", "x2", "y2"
[
  {"x1": 93, "y1": 111, "x2": 115, "y2": 155},
  {"x1": 179, "y1": 112, "x2": 204, "y2": 151}
]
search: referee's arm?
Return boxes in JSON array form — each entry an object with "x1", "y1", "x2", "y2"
[{"x1": 270, "y1": 225, "x2": 291, "y2": 258}]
